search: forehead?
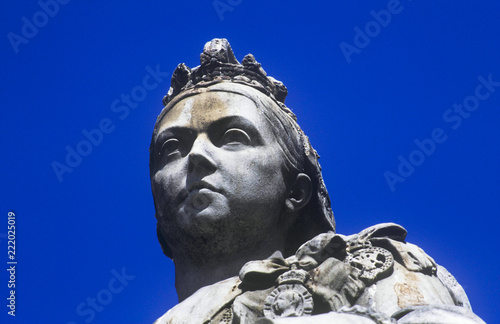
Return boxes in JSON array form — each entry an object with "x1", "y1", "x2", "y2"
[{"x1": 156, "y1": 91, "x2": 270, "y2": 134}]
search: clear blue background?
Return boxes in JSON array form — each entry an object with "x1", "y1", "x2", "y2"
[{"x1": 1, "y1": 1, "x2": 499, "y2": 323}]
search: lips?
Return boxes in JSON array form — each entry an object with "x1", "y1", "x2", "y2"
[
  {"x1": 187, "y1": 181, "x2": 220, "y2": 193},
  {"x1": 170, "y1": 181, "x2": 222, "y2": 210},
  {"x1": 184, "y1": 181, "x2": 221, "y2": 210}
]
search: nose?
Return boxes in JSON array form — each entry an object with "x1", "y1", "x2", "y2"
[{"x1": 188, "y1": 134, "x2": 217, "y2": 174}]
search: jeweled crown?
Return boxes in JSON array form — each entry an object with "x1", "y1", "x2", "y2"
[
  {"x1": 163, "y1": 38, "x2": 288, "y2": 107},
  {"x1": 277, "y1": 269, "x2": 309, "y2": 285}
]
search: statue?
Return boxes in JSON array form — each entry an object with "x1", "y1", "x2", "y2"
[{"x1": 149, "y1": 39, "x2": 485, "y2": 324}]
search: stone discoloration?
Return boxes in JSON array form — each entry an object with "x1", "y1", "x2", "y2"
[{"x1": 394, "y1": 282, "x2": 425, "y2": 309}]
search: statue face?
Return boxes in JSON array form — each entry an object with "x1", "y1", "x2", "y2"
[{"x1": 151, "y1": 89, "x2": 290, "y2": 254}]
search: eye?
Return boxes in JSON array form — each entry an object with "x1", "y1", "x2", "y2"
[
  {"x1": 160, "y1": 138, "x2": 180, "y2": 156},
  {"x1": 221, "y1": 128, "x2": 251, "y2": 146}
]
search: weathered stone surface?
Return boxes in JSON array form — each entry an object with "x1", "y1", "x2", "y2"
[{"x1": 150, "y1": 39, "x2": 485, "y2": 324}]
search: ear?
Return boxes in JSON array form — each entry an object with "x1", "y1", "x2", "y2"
[{"x1": 284, "y1": 173, "x2": 312, "y2": 213}]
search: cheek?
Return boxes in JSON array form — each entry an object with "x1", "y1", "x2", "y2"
[
  {"x1": 153, "y1": 162, "x2": 187, "y2": 204},
  {"x1": 227, "y1": 149, "x2": 286, "y2": 199}
]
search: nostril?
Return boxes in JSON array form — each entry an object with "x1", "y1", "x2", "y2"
[{"x1": 188, "y1": 151, "x2": 216, "y2": 174}]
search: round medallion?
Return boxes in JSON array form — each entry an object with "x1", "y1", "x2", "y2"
[
  {"x1": 345, "y1": 246, "x2": 394, "y2": 282},
  {"x1": 263, "y1": 284, "x2": 313, "y2": 319}
]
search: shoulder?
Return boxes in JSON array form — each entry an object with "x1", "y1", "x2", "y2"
[
  {"x1": 293, "y1": 223, "x2": 483, "y2": 323},
  {"x1": 345, "y1": 223, "x2": 477, "y2": 319},
  {"x1": 154, "y1": 276, "x2": 241, "y2": 324}
]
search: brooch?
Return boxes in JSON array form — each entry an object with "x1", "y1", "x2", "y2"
[
  {"x1": 345, "y1": 246, "x2": 394, "y2": 283},
  {"x1": 263, "y1": 265, "x2": 314, "y2": 319}
]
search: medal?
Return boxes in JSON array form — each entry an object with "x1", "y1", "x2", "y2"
[
  {"x1": 263, "y1": 265, "x2": 314, "y2": 319},
  {"x1": 345, "y1": 246, "x2": 394, "y2": 283}
]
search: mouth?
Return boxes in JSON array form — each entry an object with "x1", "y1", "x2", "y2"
[
  {"x1": 181, "y1": 181, "x2": 222, "y2": 210},
  {"x1": 187, "y1": 181, "x2": 220, "y2": 193}
]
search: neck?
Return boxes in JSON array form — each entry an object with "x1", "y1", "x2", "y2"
[{"x1": 172, "y1": 237, "x2": 285, "y2": 301}]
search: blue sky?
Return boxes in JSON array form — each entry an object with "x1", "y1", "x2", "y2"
[{"x1": 1, "y1": 1, "x2": 499, "y2": 323}]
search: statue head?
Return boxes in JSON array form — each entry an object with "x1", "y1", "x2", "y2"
[{"x1": 150, "y1": 39, "x2": 335, "y2": 260}]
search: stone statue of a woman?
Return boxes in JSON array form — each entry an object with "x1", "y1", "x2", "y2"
[{"x1": 149, "y1": 39, "x2": 484, "y2": 324}]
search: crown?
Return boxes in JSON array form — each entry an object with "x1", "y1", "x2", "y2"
[
  {"x1": 163, "y1": 38, "x2": 289, "y2": 107},
  {"x1": 276, "y1": 269, "x2": 309, "y2": 285}
]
